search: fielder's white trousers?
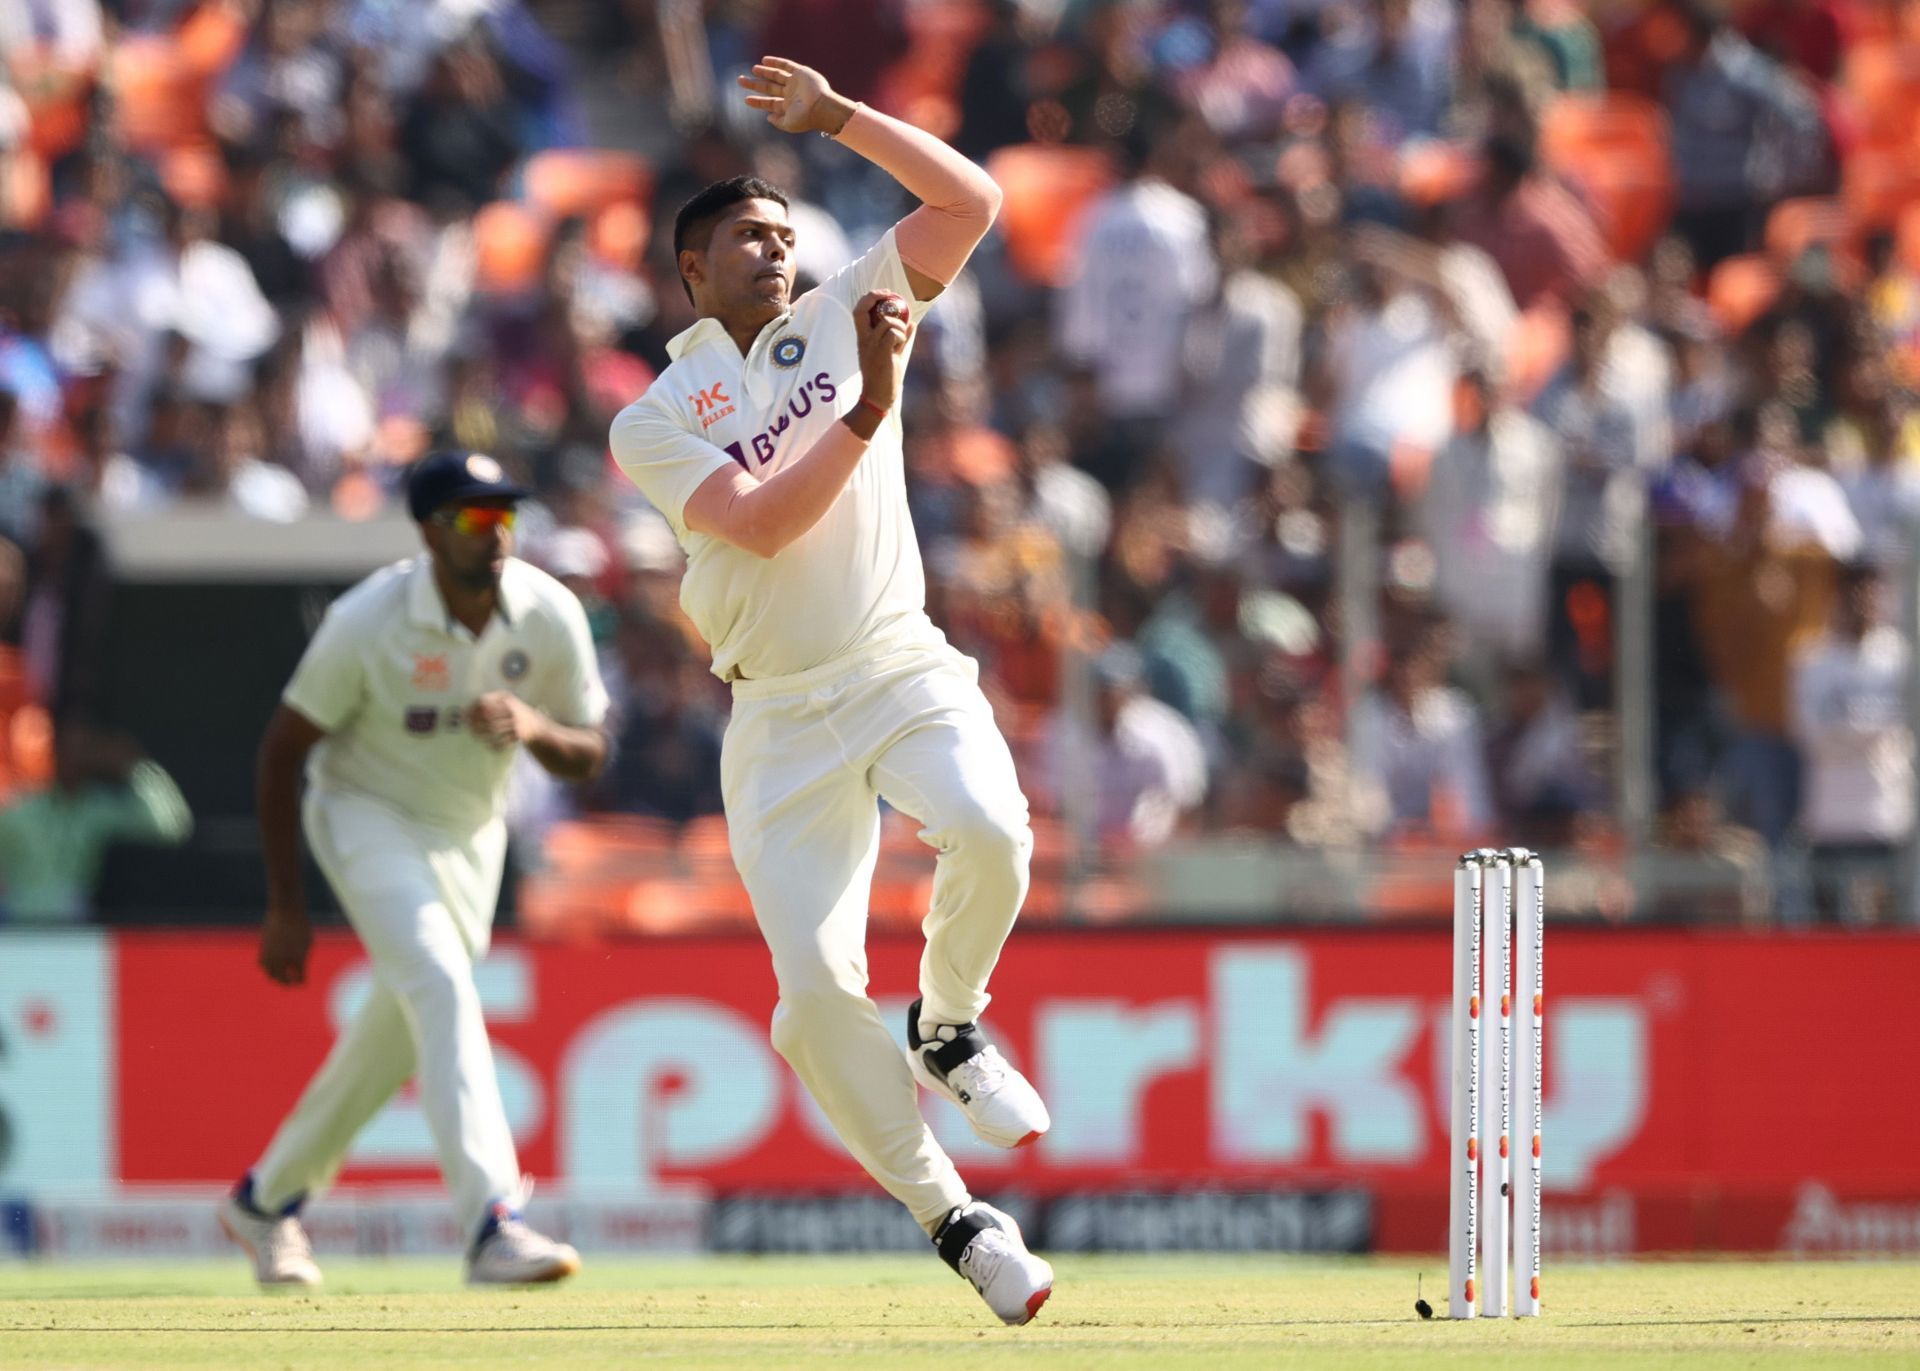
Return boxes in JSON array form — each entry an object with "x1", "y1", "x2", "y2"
[
  {"x1": 251, "y1": 789, "x2": 521, "y2": 1234},
  {"x1": 723, "y1": 638, "x2": 1033, "y2": 1231}
]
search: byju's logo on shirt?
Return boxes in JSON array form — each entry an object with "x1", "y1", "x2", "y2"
[
  {"x1": 689, "y1": 382, "x2": 735, "y2": 430},
  {"x1": 412, "y1": 654, "x2": 450, "y2": 691},
  {"x1": 723, "y1": 371, "x2": 840, "y2": 470}
]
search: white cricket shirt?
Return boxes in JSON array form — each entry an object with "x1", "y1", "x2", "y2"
[
  {"x1": 610, "y1": 229, "x2": 941, "y2": 682},
  {"x1": 283, "y1": 554, "x2": 609, "y2": 834}
]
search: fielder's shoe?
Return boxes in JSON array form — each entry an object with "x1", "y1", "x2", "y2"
[
  {"x1": 906, "y1": 997, "x2": 1050, "y2": 1149},
  {"x1": 465, "y1": 1201, "x2": 581, "y2": 1285},
  {"x1": 218, "y1": 1176, "x2": 321, "y2": 1288},
  {"x1": 934, "y1": 1201, "x2": 1053, "y2": 1326}
]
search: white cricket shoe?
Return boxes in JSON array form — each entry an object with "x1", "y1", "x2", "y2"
[
  {"x1": 906, "y1": 998, "x2": 1050, "y2": 1149},
  {"x1": 218, "y1": 1182, "x2": 321, "y2": 1288},
  {"x1": 934, "y1": 1202, "x2": 1054, "y2": 1326},
  {"x1": 465, "y1": 1203, "x2": 582, "y2": 1285}
]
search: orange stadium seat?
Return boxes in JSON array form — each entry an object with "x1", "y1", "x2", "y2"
[
  {"x1": 874, "y1": 0, "x2": 992, "y2": 137},
  {"x1": 1398, "y1": 141, "x2": 1480, "y2": 206},
  {"x1": 1503, "y1": 303, "x2": 1571, "y2": 404},
  {"x1": 1842, "y1": 142, "x2": 1920, "y2": 231},
  {"x1": 473, "y1": 201, "x2": 550, "y2": 293},
  {"x1": 1538, "y1": 93, "x2": 1673, "y2": 262},
  {"x1": 589, "y1": 199, "x2": 650, "y2": 269},
  {"x1": 161, "y1": 144, "x2": 227, "y2": 209},
  {"x1": 11, "y1": 51, "x2": 93, "y2": 161},
  {"x1": 110, "y1": 37, "x2": 209, "y2": 152},
  {"x1": 984, "y1": 143, "x2": 1115, "y2": 287},
  {"x1": 175, "y1": 0, "x2": 250, "y2": 78},
  {"x1": 1766, "y1": 196, "x2": 1853, "y2": 262},
  {"x1": 1842, "y1": 40, "x2": 1920, "y2": 142},
  {"x1": 522, "y1": 149, "x2": 651, "y2": 222},
  {"x1": 1707, "y1": 253, "x2": 1784, "y2": 333},
  {"x1": 2, "y1": 149, "x2": 50, "y2": 230}
]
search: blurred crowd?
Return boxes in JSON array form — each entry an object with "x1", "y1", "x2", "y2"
[{"x1": 1, "y1": 0, "x2": 1917, "y2": 923}]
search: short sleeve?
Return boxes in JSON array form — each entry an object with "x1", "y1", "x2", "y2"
[
  {"x1": 610, "y1": 394, "x2": 740, "y2": 536},
  {"x1": 282, "y1": 601, "x2": 367, "y2": 732},
  {"x1": 540, "y1": 588, "x2": 610, "y2": 729},
  {"x1": 812, "y1": 228, "x2": 931, "y2": 325}
]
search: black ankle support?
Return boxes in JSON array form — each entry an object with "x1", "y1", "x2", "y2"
[
  {"x1": 906, "y1": 998, "x2": 988, "y2": 1080},
  {"x1": 932, "y1": 1205, "x2": 991, "y2": 1274}
]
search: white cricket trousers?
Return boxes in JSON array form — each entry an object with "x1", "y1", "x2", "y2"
[
  {"x1": 723, "y1": 638, "x2": 1033, "y2": 1232},
  {"x1": 250, "y1": 788, "x2": 521, "y2": 1234}
]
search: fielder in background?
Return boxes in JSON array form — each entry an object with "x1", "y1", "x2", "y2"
[
  {"x1": 610, "y1": 56, "x2": 1052, "y2": 1324},
  {"x1": 220, "y1": 452, "x2": 609, "y2": 1288}
]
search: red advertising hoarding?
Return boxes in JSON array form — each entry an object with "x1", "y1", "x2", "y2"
[{"x1": 85, "y1": 926, "x2": 1920, "y2": 1254}]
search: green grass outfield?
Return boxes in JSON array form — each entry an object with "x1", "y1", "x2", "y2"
[{"x1": 2, "y1": 1255, "x2": 1917, "y2": 1370}]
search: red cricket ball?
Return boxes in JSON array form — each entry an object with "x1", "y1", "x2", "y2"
[{"x1": 868, "y1": 293, "x2": 909, "y2": 328}]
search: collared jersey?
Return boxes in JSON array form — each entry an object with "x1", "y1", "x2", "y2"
[
  {"x1": 283, "y1": 555, "x2": 609, "y2": 834},
  {"x1": 609, "y1": 229, "x2": 941, "y2": 682}
]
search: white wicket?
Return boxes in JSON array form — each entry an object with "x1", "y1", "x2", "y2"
[
  {"x1": 1447, "y1": 859, "x2": 1481, "y2": 1320},
  {"x1": 1448, "y1": 848, "x2": 1544, "y2": 1319},
  {"x1": 1513, "y1": 854, "x2": 1544, "y2": 1316}
]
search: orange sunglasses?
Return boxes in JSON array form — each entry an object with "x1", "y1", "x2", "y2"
[{"x1": 436, "y1": 505, "x2": 518, "y2": 536}]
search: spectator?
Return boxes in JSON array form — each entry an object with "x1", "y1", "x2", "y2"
[
  {"x1": 1317, "y1": 254, "x2": 1457, "y2": 497},
  {"x1": 1839, "y1": 396, "x2": 1920, "y2": 579},
  {"x1": 0, "y1": 389, "x2": 44, "y2": 547},
  {"x1": 1449, "y1": 133, "x2": 1609, "y2": 309},
  {"x1": 184, "y1": 402, "x2": 309, "y2": 523},
  {"x1": 399, "y1": 37, "x2": 522, "y2": 215},
  {"x1": 1054, "y1": 125, "x2": 1218, "y2": 436},
  {"x1": 55, "y1": 194, "x2": 280, "y2": 434},
  {"x1": 540, "y1": 526, "x2": 617, "y2": 649},
  {"x1": 1422, "y1": 365, "x2": 1561, "y2": 665},
  {"x1": 1790, "y1": 562, "x2": 1912, "y2": 923},
  {"x1": 1663, "y1": 0, "x2": 1830, "y2": 267},
  {"x1": 1349, "y1": 628, "x2": 1494, "y2": 836},
  {"x1": 0, "y1": 717, "x2": 192, "y2": 923},
  {"x1": 598, "y1": 617, "x2": 725, "y2": 825},
  {"x1": 20, "y1": 486, "x2": 111, "y2": 717},
  {"x1": 1171, "y1": 213, "x2": 1303, "y2": 512},
  {"x1": 1637, "y1": 788, "x2": 1770, "y2": 922},
  {"x1": 1694, "y1": 473, "x2": 1839, "y2": 854},
  {"x1": 1037, "y1": 642, "x2": 1208, "y2": 849},
  {"x1": 1486, "y1": 659, "x2": 1597, "y2": 842},
  {"x1": 1016, "y1": 422, "x2": 1112, "y2": 566},
  {"x1": 1174, "y1": 0, "x2": 1297, "y2": 141},
  {"x1": 1531, "y1": 295, "x2": 1663, "y2": 706},
  {"x1": 69, "y1": 405, "x2": 167, "y2": 515},
  {"x1": 1304, "y1": 0, "x2": 1455, "y2": 147},
  {"x1": 956, "y1": 0, "x2": 1038, "y2": 161},
  {"x1": 212, "y1": 0, "x2": 348, "y2": 150},
  {"x1": 757, "y1": 0, "x2": 908, "y2": 110},
  {"x1": 1511, "y1": 0, "x2": 1604, "y2": 92}
]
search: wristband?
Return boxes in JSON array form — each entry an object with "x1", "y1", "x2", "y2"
[{"x1": 858, "y1": 395, "x2": 890, "y2": 422}]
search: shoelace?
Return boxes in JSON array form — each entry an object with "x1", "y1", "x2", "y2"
[
  {"x1": 950, "y1": 1046, "x2": 1009, "y2": 1097},
  {"x1": 958, "y1": 1228, "x2": 1012, "y2": 1292}
]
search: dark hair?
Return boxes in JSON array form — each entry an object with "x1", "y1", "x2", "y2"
[
  {"x1": 1482, "y1": 133, "x2": 1536, "y2": 186},
  {"x1": 1837, "y1": 560, "x2": 1882, "y2": 593},
  {"x1": 672, "y1": 176, "x2": 790, "y2": 303}
]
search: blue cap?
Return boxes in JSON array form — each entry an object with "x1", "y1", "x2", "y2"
[{"x1": 406, "y1": 451, "x2": 531, "y2": 522}]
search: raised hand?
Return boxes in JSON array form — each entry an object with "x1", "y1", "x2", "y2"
[{"x1": 737, "y1": 56, "x2": 854, "y2": 136}]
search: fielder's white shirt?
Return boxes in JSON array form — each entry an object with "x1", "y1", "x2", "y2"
[
  {"x1": 610, "y1": 229, "x2": 942, "y2": 682},
  {"x1": 284, "y1": 554, "x2": 609, "y2": 833}
]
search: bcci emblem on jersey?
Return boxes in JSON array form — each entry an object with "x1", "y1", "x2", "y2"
[
  {"x1": 771, "y1": 334, "x2": 807, "y2": 369},
  {"x1": 501, "y1": 650, "x2": 530, "y2": 681}
]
